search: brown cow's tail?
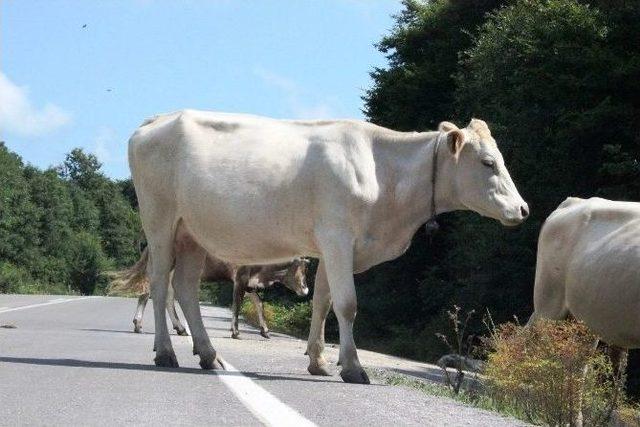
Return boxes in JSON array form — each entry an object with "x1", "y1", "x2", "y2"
[{"x1": 107, "y1": 247, "x2": 150, "y2": 296}]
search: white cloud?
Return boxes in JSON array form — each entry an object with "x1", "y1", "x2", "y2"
[
  {"x1": 253, "y1": 67, "x2": 337, "y2": 119},
  {"x1": 93, "y1": 126, "x2": 116, "y2": 163},
  {"x1": 0, "y1": 72, "x2": 71, "y2": 137},
  {"x1": 92, "y1": 126, "x2": 128, "y2": 170}
]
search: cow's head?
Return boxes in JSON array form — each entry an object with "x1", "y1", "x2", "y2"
[
  {"x1": 437, "y1": 119, "x2": 529, "y2": 226},
  {"x1": 283, "y1": 257, "x2": 310, "y2": 297}
]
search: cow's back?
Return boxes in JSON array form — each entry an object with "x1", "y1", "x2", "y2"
[{"x1": 537, "y1": 197, "x2": 640, "y2": 347}]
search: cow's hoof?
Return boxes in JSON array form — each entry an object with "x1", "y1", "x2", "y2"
[
  {"x1": 260, "y1": 330, "x2": 271, "y2": 339},
  {"x1": 154, "y1": 352, "x2": 179, "y2": 368},
  {"x1": 340, "y1": 368, "x2": 370, "y2": 384},
  {"x1": 231, "y1": 332, "x2": 240, "y2": 339},
  {"x1": 308, "y1": 363, "x2": 332, "y2": 376},
  {"x1": 200, "y1": 355, "x2": 225, "y2": 370},
  {"x1": 175, "y1": 326, "x2": 189, "y2": 336}
]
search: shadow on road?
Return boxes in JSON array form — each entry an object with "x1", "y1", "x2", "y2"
[{"x1": 0, "y1": 356, "x2": 382, "y2": 385}]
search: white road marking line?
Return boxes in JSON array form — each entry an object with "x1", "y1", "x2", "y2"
[
  {"x1": 183, "y1": 307, "x2": 315, "y2": 427},
  {"x1": 216, "y1": 358, "x2": 317, "y2": 427},
  {"x1": 0, "y1": 297, "x2": 94, "y2": 314}
]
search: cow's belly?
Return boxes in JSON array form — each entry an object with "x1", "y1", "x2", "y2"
[
  {"x1": 180, "y1": 201, "x2": 317, "y2": 264},
  {"x1": 566, "y1": 243, "x2": 640, "y2": 348}
]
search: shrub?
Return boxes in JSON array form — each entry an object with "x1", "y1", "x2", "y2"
[
  {"x1": 0, "y1": 262, "x2": 32, "y2": 294},
  {"x1": 484, "y1": 319, "x2": 624, "y2": 426},
  {"x1": 68, "y1": 231, "x2": 111, "y2": 295}
]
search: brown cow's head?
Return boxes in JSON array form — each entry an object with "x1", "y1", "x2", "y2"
[{"x1": 283, "y1": 257, "x2": 310, "y2": 297}]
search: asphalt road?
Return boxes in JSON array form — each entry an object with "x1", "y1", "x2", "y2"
[{"x1": 0, "y1": 295, "x2": 525, "y2": 426}]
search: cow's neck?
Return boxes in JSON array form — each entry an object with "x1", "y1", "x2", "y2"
[{"x1": 373, "y1": 130, "x2": 461, "y2": 220}]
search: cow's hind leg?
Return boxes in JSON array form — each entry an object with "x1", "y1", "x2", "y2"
[
  {"x1": 166, "y1": 283, "x2": 188, "y2": 336},
  {"x1": 133, "y1": 293, "x2": 149, "y2": 333},
  {"x1": 171, "y1": 232, "x2": 223, "y2": 370},
  {"x1": 306, "y1": 260, "x2": 332, "y2": 376},
  {"x1": 316, "y1": 231, "x2": 369, "y2": 384},
  {"x1": 247, "y1": 292, "x2": 270, "y2": 338},
  {"x1": 147, "y1": 233, "x2": 177, "y2": 368}
]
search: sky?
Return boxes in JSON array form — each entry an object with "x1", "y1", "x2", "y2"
[{"x1": 1, "y1": 0, "x2": 404, "y2": 179}]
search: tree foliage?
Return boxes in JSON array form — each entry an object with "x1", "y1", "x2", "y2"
[{"x1": 0, "y1": 143, "x2": 140, "y2": 295}]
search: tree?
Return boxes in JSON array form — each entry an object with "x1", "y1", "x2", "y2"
[
  {"x1": 363, "y1": 0, "x2": 506, "y2": 131},
  {"x1": 0, "y1": 143, "x2": 40, "y2": 267},
  {"x1": 61, "y1": 148, "x2": 104, "y2": 192}
]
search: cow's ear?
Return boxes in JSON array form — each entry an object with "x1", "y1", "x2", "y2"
[
  {"x1": 446, "y1": 130, "x2": 465, "y2": 155},
  {"x1": 438, "y1": 121, "x2": 459, "y2": 132}
]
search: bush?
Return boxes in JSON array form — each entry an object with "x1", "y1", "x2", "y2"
[
  {"x1": 0, "y1": 262, "x2": 33, "y2": 294},
  {"x1": 68, "y1": 232, "x2": 111, "y2": 295},
  {"x1": 484, "y1": 319, "x2": 624, "y2": 426}
]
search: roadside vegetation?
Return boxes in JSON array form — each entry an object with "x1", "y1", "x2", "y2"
[{"x1": 0, "y1": 144, "x2": 140, "y2": 296}]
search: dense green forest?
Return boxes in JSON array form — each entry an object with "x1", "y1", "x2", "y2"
[
  {"x1": 0, "y1": 144, "x2": 140, "y2": 295},
  {"x1": 1, "y1": 0, "x2": 639, "y2": 397}
]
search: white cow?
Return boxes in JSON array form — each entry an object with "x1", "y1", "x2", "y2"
[
  {"x1": 128, "y1": 110, "x2": 528, "y2": 383},
  {"x1": 528, "y1": 197, "x2": 640, "y2": 354}
]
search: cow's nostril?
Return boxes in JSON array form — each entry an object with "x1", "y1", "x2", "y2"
[{"x1": 520, "y1": 205, "x2": 529, "y2": 218}]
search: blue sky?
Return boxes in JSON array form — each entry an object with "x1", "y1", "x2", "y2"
[{"x1": 1, "y1": 0, "x2": 403, "y2": 179}]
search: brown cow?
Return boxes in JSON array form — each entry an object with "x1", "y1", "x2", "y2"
[{"x1": 110, "y1": 248, "x2": 309, "y2": 339}]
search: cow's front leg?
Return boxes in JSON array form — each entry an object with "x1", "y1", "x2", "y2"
[
  {"x1": 133, "y1": 293, "x2": 149, "y2": 333},
  {"x1": 316, "y1": 231, "x2": 369, "y2": 384},
  {"x1": 247, "y1": 292, "x2": 270, "y2": 338},
  {"x1": 306, "y1": 260, "x2": 332, "y2": 376},
  {"x1": 166, "y1": 283, "x2": 188, "y2": 336}
]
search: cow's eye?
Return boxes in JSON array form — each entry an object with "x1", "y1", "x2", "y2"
[{"x1": 482, "y1": 158, "x2": 495, "y2": 168}]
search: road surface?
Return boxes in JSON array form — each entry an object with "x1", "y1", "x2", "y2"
[{"x1": 0, "y1": 295, "x2": 525, "y2": 426}]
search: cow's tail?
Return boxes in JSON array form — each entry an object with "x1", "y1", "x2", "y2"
[{"x1": 107, "y1": 247, "x2": 150, "y2": 296}]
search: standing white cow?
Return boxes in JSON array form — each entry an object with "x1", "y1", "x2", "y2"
[
  {"x1": 528, "y1": 197, "x2": 640, "y2": 359},
  {"x1": 129, "y1": 110, "x2": 528, "y2": 383}
]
